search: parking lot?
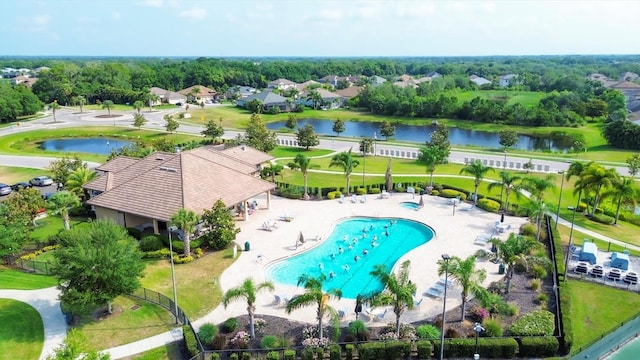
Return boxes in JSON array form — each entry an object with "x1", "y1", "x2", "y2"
[{"x1": 0, "y1": 182, "x2": 60, "y2": 202}]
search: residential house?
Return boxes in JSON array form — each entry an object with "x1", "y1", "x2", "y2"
[
  {"x1": 267, "y1": 78, "x2": 297, "y2": 91},
  {"x1": 318, "y1": 75, "x2": 362, "y2": 88},
  {"x1": 299, "y1": 88, "x2": 345, "y2": 109},
  {"x1": 295, "y1": 80, "x2": 320, "y2": 92},
  {"x1": 11, "y1": 75, "x2": 38, "y2": 87},
  {"x1": 414, "y1": 76, "x2": 432, "y2": 84},
  {"x1": 149, "y1": 87, "x2": 187, "y2": 105},
  {"x1": 426, "y1": 71, "x2": 442, "y2": 79},
  {"x1": 227, "y1": 85, "x2": 258, "y2": 99},
  {"x1": 32, "y1": 66, "x2": 51, "y2": 74},
  {"x1": 335, "y1": 86, "x2": 363, "y2": 100},
  {"x1": 587, "y1": 73, "x2": 612, "y2": 83},
  {"x1": 619, "y1": 72, "x2": 639, "y2": 82},
  {"x1": 499, "y1": 74, "x2": 519, "y2": 88},
  {"x1": 179, "y1": 85, "x2": 217, "y2": 104},
  {"x1": 369, "y1": 75, "x2": 387, "y2": 86},
  {"x1": 470, "y1": 75, "x2": 492, "y2": 86},
  {"x1": 84, "y1": 145, "x2": 276, "y2": 234},
  {"x1": 236, "y1": 91, "x2": 290, "y2": 111}
]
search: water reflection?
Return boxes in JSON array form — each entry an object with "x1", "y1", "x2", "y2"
[
  {"x1": 266, "y1": 119, "x2": 573, "y2": 151},
  {"x1": 40, "y1": 138, "x2": 133, "y2": 155}
]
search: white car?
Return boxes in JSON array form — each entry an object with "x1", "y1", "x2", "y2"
[{"x1": 30, "y1": 176, "x2": 54, "y2": 186}]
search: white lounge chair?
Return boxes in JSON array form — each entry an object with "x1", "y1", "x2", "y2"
[
  {"x1": 339, "y1": 194, "x2": 345, "y2": 204},
  {"x1": 376, "y1": 309, "x2": 388, "y2": 321},
  {"x1": 413, "y1": 297, "x2": 424, "y2": 307},
  {"x1": 360, "y1": 195, "x2": 367, "y2": 203},
  {"x1": 424, "y1": 287, "x2": 443, "y2": 298},
  {"x1": 380, "y1": 190, "x2": 390, "y2": 199},
  {"x1": 261, "y1": 222, "x2": 276, "y2": 231},
  {"x1": 351, "y1": 194, "x2": 357, "y2": 203}
]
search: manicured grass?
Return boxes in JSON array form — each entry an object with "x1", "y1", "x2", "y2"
[
  {"x1": 77, "y1": 296, "x2": 176, "y2": 350},
  {"x1": 456, "y1": 89, "x2": 546, "y2": 107},
  {"x1": 0, "y1": 166, "x2": 50, "y2": 184},
  {"x1": 30, "y1": 216, "x2": 90, "y2": 243},
  {"x1": 122, "y1": 342, "x2": 182, "y2": 360},
  {"x1": 140, "y1": 247, "x2": 237, "y2": 318},
  {"x1": 269, "y1": 146, "x2": 335, "y2": 159},
  {"x1": 0, "y1": 299, "x2": 44, "y2": 359},
  {"x1": 557, "y1": 225, "x2": 640, "y2": 257},
  {"x1": 0, "y1": 266, "x2": 57, "y2": 290},
  {"x1": 0, "y1": 127, "x2": 202, "y2": 162},
  {"x1": 567, "y1": 280, "x2": 640, "y2": 354}
]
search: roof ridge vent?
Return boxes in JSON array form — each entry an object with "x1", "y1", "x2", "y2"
[
  {"x1": 156, "y1": 156, "x2": 165, "y2": 160},
  {"x1": 159, "y1": 166, "x2": 178, "y2": 173}
]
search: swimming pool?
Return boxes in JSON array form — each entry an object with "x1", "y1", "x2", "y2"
[
  {"x1": 266, "y1": 217, "x2": 434, "y2": 299},
  {"x1": 400, "y1": 201, "x2": 420, "y2": 210}
]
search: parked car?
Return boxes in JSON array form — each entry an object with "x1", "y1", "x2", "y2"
[
  {"x1": 0, "y1": 183, "x2": 12, "y2": 196},
  {"x1": 42, "y1": 192, "x2": 55, "y2": 200},
  {"x1": 30, "y1": 176, "x2": 54, "y2": 186},
  {"x1": 11, "y1": 182, "x2": 32, "y2": 191}
]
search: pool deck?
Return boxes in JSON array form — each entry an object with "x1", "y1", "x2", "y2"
[{"x1": 194, "y1": 192, "x2": 527, "y2": 329}]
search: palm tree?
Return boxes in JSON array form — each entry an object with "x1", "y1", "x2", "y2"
[
  {"x1": 286, "y1": 274, "x2": 342, "y2": 341},
  {"x1": 524, "y1": 198, "x2": 551, "y2": 241},
  {"x1": 146, "y1": 93, "x2": 159, "y2": 111},
  {"x1": 65, "y1": 167, "x2": 97, "y2": 201},
  {"x1": 489, "y1": 233, "x2": 548, "y2": 293},
  {"x1": 222, "y1": 278, "x2": 275, "y2": 339},
  {"x1": 170, "y1": 208, "x2": 199, "y2": 256},
  {"x1": 522, "y1": 174, "x2": 556, "y2": 201},
  {"x1": 437, "y1": 255, "x2": 486, "y2": 321},
  {"x1": 459, "y1": 160, "x2": 493, "y2": 205},
  {"x1": 418, "y1": 146, "x2": 446, "y2": 187},
  {"x1": 102, "y1": 100, "x2": 114, "y2": 116},
  {"x1": 488, "y1": 171, "x2": 522, "y2": 213},
  {"x1": 50, "y1": 100, "x2": 61, "y2": 122},
  {"x1": 329, "y1": 148, "x2": 359, "y2": 195},
  {"x1": 602, "y1": 176, "x2": 638, "y2": 225},
  {"x1": 288, "y1": 154, "x2": 319, "y2": 200},
  {"x1": 73, "y1": 95, "x2": 86, "y2": 113},
  {"x1": 368, "y1": 260, "x2": 416, "y2": 337},
  {"x1": 575, "y1": 163, "x2": 619, "y2": 216},
  {"x1": 133, "y1": 100, "x2": 145, "y2": 113},
  {"x1": 307, "y1": 89, "x2": 323, "y2": 110},
  {"x1": 46, "y1": 191, "x2": 81, "y2": 230}
]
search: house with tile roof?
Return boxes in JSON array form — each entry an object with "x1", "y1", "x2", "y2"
[
  {"x1": 470, "y1": 75, "x2": 492, "y2": 86},
  {"x1": 179, "y1": 85, "x2": 217, "y2": 103},
  {"x1": 267, "y1": 78, "x2": 297, "y2": 91},
  {"x1": 499, "y1": 74, "x2": 519, "y2": 88},
  {"x1": 295, "y1": 80, "x2": 320, "y2": 92},
  {"x1": 335, "y1": 86, "x2": 363, "y2": 99},
  {"x1": 149, "y1": 87, "x2": 187, "y2": 105},
  {"x1": 227, "y1": 85, "x2": 258, "y2": 99},
  {"x1": 236, "y1": 92, "x2": 290, "y2": 111},
  {"x1": 84, "y1": 145, "x2": 276, "y2": 234},
  {"x1": 299, "y1": 88, "x2": 345, "y2": 109}
]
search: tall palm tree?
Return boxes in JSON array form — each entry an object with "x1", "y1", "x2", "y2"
[
  {"x1": 489, "y1": 234, "x2": 548, "y2": 293},
  {"x1": 329, "y1": 148, "x2": 359, "y2": 195},
  {"x1": 437, "y1": 255, "x2": 486, "y2": 321},
  {"x1": 222, "y1": 278, "x2": 275, "y2": 339},
  {"x1": 73, "y1": 95, "x2": 86, "y2": 113},
  {"x1": 170, "y1": 208, "x2": 199, "y2": 256},
  {"x1": 288, "y1": 154, "x2": 320, "y2": 200},
  {"x1": 102, "y1": 100, "x2": 114, "y2": 117},
  {"x1": 418, "y1": 146, "x2": 446, "y2": 187},
  {"x1": 133, "y1": 100, "x2": 145, "y2": 113},
  {"x1": 50, "y1": 100, "x2": 61, "y2": 122},
  {"x1": 307, "y1": 89, "x2": 323, "y2": 110},
  {"x1": 46, "y1": 191, "x2": 81, "y2": 230},
  {"x1": 524, "y1": 198, "x2": 551, "y2": 241},
  {"x1": 459, "y1": 160, "x2": 493, "y2": 205},
  {"x1": 576, "y1": 163, "x2": 619, "y2": 216},
  {"x1": 488, "y1": 171, "x2": 522, "y2": 213},
  {"x1": 286, "y1": 274, "x2": 342, "y2": 341},
  {"x1": 65, "y1": 167, "x2": 97, "y2": 201},
  {"x1": 147, "y1": 93, "x2": 159, "y2": 111},
  {"x1": 522, "y1": 174, "x2": 556, "y2": 201},
  {"x1": 368, "y1": 260, "x2": 416, "y2": 337},
  {"x1": 602, "y1": 176, "x2": 638, "y2": 225}
]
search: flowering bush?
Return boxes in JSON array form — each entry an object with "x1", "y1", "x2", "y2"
[
  {"x1": 471, "y1": 306, "x2": 490, "y2": 322},
  {"x1": 254, "y1": 318, "x2": 266, "y2": 334},
  {"x1": 378, "y1": 331, "x2": 397, "y2": 340},
  {"x1": 302, "y1": 326, "x2": 317, "y2": 340},
  {"x1": 301, "y1": 337, "x2": 330, "y2": 348},
  {"x1": 230, "y1": 331, "x2": 250, "y2": 349}
]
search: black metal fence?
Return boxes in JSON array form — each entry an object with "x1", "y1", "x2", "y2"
[{"x1": 13, "y1": 259, "x2": 53, "y2": 275}]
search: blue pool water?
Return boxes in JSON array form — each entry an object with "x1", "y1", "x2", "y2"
[
  {"x1": 400, "y1": 202, "x2": 420, "y2": 210},
  {"x1": 266, "y1": 217, "x2": 434, "y2": 299},
  {"x1": 606, "y1": 337, "x2": 640, "y2": 360}
]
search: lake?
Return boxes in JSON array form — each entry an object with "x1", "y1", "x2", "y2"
[
  {"x1": 40, "y1": 138, "x2": 133, "y2": 155},
  {"x1": 266, "y1": 119, "x2": 573, "y2": 151}
]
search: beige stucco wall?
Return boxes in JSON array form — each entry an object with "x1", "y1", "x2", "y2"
[
  {"x1": 94, "y1": 207, "x2": 122, "y2": 226},
  {"x1": 125, "y1": 213, "x2": 152, "y2": 229}
]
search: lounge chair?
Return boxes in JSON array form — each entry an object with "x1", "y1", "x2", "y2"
[
  {"x1": 351, "y1": 194, "x2": 357, "y2": 203},
  {"x1": 437, "y1": 278, "x2": 454, "y2": 288},
  {"x1": 380, "y1": 190, "x2": 390, "y2": 199},
  {"x1": 360, "y1": 195, "x2": 367, "y2": 203},
  {"x1": 338, "y1": 309, "x2": 347, "y2": 318},
  {"x1": 413, "y1": 297, "x2": 423, "y2": 307},
  {"x1": 460, "y1": 204, "x2": 475, "y2": 211},
  {"x1": 279, "y1": 214, "x2": 294, "y2": 222},
  {"x1": 376, "y1": 309, "x2": 388, "y2": 321},
  {"x1": 261, "y1": 222, "x2": 277, "y2": 231},
  {"x1": 272, "y1": 295, "x2": 281, "y2": 306},
  {"x1": 474, "y1": 233, "x2": 492, "y2": 246},
  {"x1": 339, "y1": 194, "x2": 345, "y2": 204},
  {"x1": 424, "y1": 287, "x2": 443, "y2": 298}
]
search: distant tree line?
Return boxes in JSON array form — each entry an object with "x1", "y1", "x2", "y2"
[{"x1": 0, "y1": 82, "x2": 42, "y2": 122}]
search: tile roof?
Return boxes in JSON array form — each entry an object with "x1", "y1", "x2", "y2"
[
  {"x1": 95, "y1": 156, "x2": 140, "y2": 172},
  {"x1": 220, "y1": 145, "x2": 275, "y2": 165},
  {"x1": 178, "y1": 85, "x2": 217, "y2": 96},
  {"x1": 268, "y1": 78, "x2": 296, "y2": 86},
  {"x1": 85, "y1": 146, "x2": 276, "y2": 221},
  {"x1": 335, "y1": 86, "x2": 363, "y2": 99}
]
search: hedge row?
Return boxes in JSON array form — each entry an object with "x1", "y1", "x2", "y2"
[{"x1": 433, "y1": 337, "x2": 518, "y2": 358}]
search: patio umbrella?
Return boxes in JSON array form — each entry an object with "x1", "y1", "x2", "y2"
[
  {"x1": 385, "y1": 158, "x2": 393, "y2": 192},
  {"x1": 500, "y1": 213, "x2": 505, "y2": 223},
  {"x1": 419, "y1": 195, "x2": 424, "y2": 208},
  {"x1": 298, "y1": 231, "x2": 305, "y2": 244}
]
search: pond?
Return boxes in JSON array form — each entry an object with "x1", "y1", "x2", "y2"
[
  {"x1": 266, "y1": 119, "x2": 574, "y2": 151},
  {"x1": 40, "y1": 138, "x2": 133, "y2": 155}
]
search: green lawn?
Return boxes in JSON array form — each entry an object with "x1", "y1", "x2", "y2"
[
  {"x1": 455, "y1": 89, "x2": 546, "y2": 107},
  {"x1": 122, "y1": 342, "x2": 181, "y2": 360},
  {"x1": 77, "y1": 296, "x2": 176, "y2": 350},
  {"x1": 0, "y1": 166, "x2": 50, "y2": 184},
  {"x1": 0, "y1": 299, "x2": 44, "y2": 359},
  {"x1": 0, "y1": 266, "x2": 57, "y2": 290},
  {"x1": 567, "y1": 280, "x2": 640, "y2": 354},
  {"x1": 269, "y1": 146, "x2": 334, "y2": 159}
]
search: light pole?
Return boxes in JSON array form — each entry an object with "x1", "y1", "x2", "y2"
[
  {"x1": 555, "y1": 170, "x2": 565, "y2": 229},
  {"x1": 374, "y1": 132, "x2": 377, "y2": 156},
  {"x1": 499, "y1": 150, "x2": 507, "y2": 212},
  {"x1": 439, "y1": 254, "x2": 451, "y2": 360},
  {"x1": 474, "y1": 322, "x2": 484, "y2": 359},
  {"x1": 168, "y1": 225, "x2": 179, "y2": 324},
  {"x1": 362, "y1": 139, "x2": 366, "y2": 187},
  {"x1": 563, "y1": 191, "x2": 582, "y2": 281}
]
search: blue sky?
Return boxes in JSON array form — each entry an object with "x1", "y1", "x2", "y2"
[{"x1": 2, "y1": 0, "x2": 639, "y2": 57}]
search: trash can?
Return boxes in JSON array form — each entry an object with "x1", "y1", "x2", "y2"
[
  {"x1": 498, "y1": 263, "x2": 505, "y2": 275},
  {"x1": 244, "y1": 241, "x2": 250, "y2": 251}
]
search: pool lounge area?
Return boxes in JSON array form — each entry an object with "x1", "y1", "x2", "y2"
[{"x1": 196, "y1": 191, "x2": 528, "y2": 327}]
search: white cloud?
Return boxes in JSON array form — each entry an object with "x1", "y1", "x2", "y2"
[
  {"x1": 179, "y1": 7, "x2": 208, "y2": 20},
  {"x1": 14, "y1": 14, "x2": 51, "y2": 32},
  {"x1": 317, "y1": 9, "x2": 344, "y2": 21},
  {"x1": 141, "y1": 0, "x2": 164, "y2": 7},
  {"x1": 112, "y1": 11, "x2": 122, "y2": 21},
  {"x1": 33, "y1": 14, "x2": 51, "y2": 26}
]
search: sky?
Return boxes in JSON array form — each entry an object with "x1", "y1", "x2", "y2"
[{"x1": 2, "y1": 0, "x2": 640, "y2": 57}]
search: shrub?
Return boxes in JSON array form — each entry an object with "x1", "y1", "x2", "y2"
[
  {"x1": 212, "y1": 334, "x2": 227, "y2": 350},
  {"x1": 477, "y1": 198, "x2": 501, "y2": 212},
  {"x1": 193, "y1": 247, "x2": 204, "y2": 258},
  {"x1": 222, "y1": 317, "x2": 239, "y2": 333},
  {"x1": 301, "y1": 348, "x2": 314, "y2": 360},
  {"x1": 519, "y1": 336, "x2": 559, "y2": 357},
  {"x1": 440, "y1": 189, "x2": 465, "y2": 199},
  {"x1": 368, "y1": 187, "x2": 381, "y2": 194},
  {"x1": 482, "y1": 317, "x2": 504, "y2": 337},
  {"x1": 416, "y1": 340, "x2": 433, "y2": 359},
  {"x1": 198, "y1": 323, "x2": 218, "y2": 346},
  {"x1": 536, "y1": 293, "x2": 549, "y2": 305},
  {"x1": 316, "y1": 347, "x2": 324, "y2": 360},
  {"x1": 505, "y1": 302, "x2": 519, "y2": 317},
  {"x1": 531, "y1": 265, "x2": 548, "y2": 279},
  {"x1": 430, "y1": 190, "x2": 439, "y2": 196},
  {"x1": 260, "y1": 335, "x2": 287, "y2": 349},
  {"x1": 283, "y1": 350, "x2": 296, "y2": 360},
  {"x1": 348, "y1": 320, "x2": 370, "y2": 341},
  {"x1": 140, "y1": 235, "x2": 163, "y2": 251},
  {"x1": 127, "y1": 227, "x2": 142, "y2": 240},
  {"x1": 278, "y1": 186, "x2": 303, "y2": 199},
  {"x1": 591, "y1": 213, "x2": 615, "y2": 225},
  {"x1": 520, "y1": 223, "x2": 537, "y2": 237},
  {"x1": 327, "y1": 191, "x2": 342, "y2": 200},
  {"x1": 266, "y1": 351, "x2": 280, "y2": 360},
  {"x1": 357, "y1": 342, "x2": 385, "y2": 360},
  {"x1": 445, "y1": 328, "x2": 461, "y2": 338},
  {"x1": 230, "y1": 331, "x2": 250, "y2": 349},
  {"x1": 470, "y1": 306, "x2": 490, "y2": 323},
  {"x1": 173, "y1": 255, "x2": 194, "y2": 264},
  {"x1": 329, "y1": 344, "x2": 341, "y2": 360},
  {"x1": 356, "y1": 187, "x2": 367, "y2": 195},
  {"x1": 509, "y1": 310, "x2": 555, "y2": 336},
  {"x1": 230, "y1": 354, "x2": 238, "y2": 360},
  {"x1": 141, "y1": 248, "x2": 171, "y2": 259},
  {"x1": 182, "y1": 325, "x2": 198, "y2": 358},
  {"x1": 345, "y1": 344, "x2": 354, "y2": 360},
  {"x1": 416, "y1": 324, "x2": 440, "y2": 339},
  {"x1": 576, "y1": 202, "x2": 587, "y2": 212},
  {"x1": 241, "y1": 353, "x2": 251, "y2": 360}
]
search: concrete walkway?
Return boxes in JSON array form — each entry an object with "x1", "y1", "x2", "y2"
[{"x1": 0, "y1": 287, "x2": 67, "y2": 360}]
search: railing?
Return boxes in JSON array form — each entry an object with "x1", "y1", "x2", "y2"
[{"x1": 13, "y1": 259, "x2": 53, "y2": 275}]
